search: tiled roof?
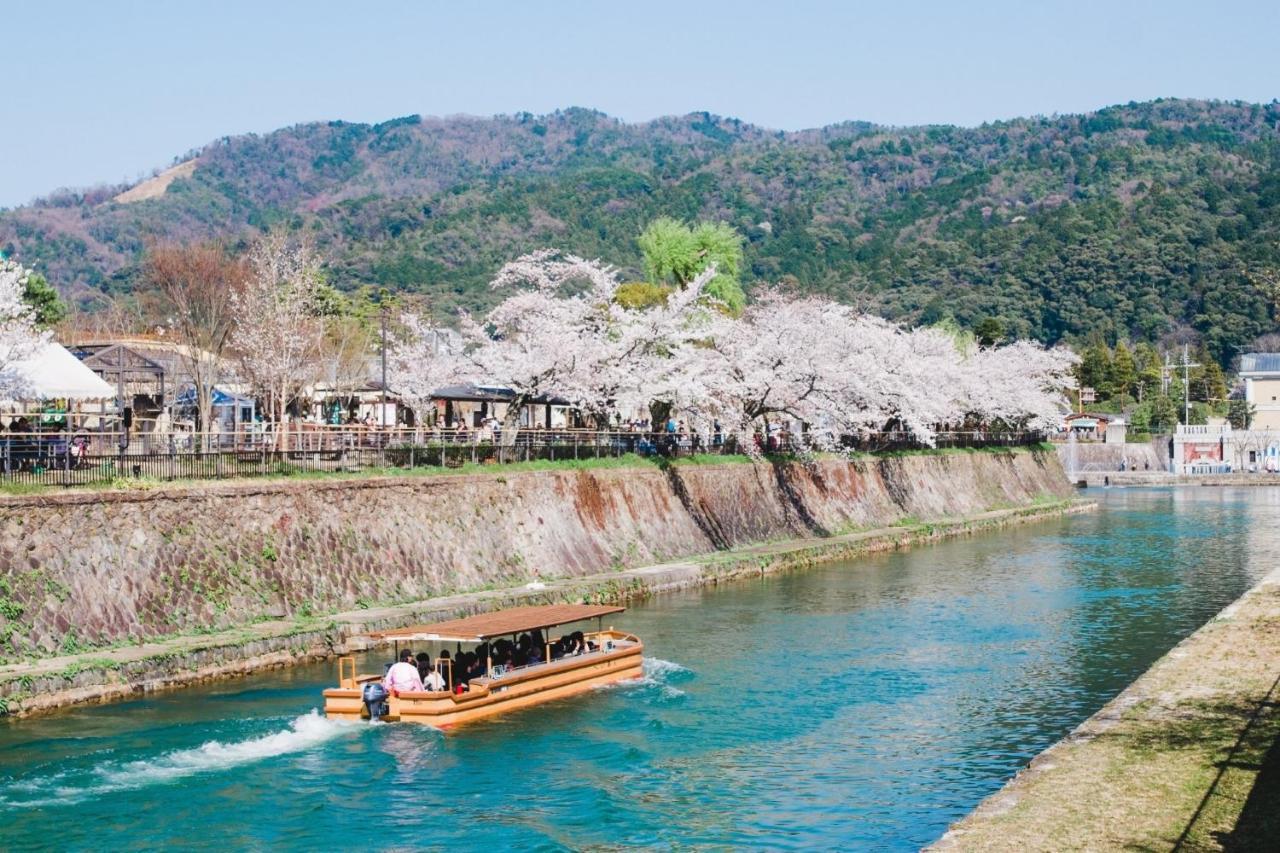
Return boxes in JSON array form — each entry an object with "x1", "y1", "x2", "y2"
[{"x1": 1239, "y1": 353, "x2": 1280, "y2": 374}]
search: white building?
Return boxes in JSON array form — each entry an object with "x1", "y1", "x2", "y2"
[{"x1": 1240, "y1": 353, "x2": 1280, "y2": 431}]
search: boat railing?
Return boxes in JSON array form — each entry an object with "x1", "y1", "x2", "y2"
[
  {"x1": 333, "y1": 628, "x2": 641, "y2": 694},
  {"x1": 337, "y1": 656, "x2": 357, "y2": 689}
]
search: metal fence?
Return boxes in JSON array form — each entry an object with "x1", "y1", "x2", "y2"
[{"x1": 0, "y1": 428, "x2": 1046, "y2": 489}]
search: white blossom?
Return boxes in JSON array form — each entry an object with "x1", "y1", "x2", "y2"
[
  {"x1": 230, "y1": 234, "x2": 325, "y2": 448},
  {"x1": 0, "y1": 259, "x2": 50, "y2": 400},
  {"x1": 389, "y1": 247, "x2": 1080, "y2": 453}
]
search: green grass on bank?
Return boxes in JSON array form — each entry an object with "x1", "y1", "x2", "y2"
[{"x1": 0, "y1": 444, "x2": 1053, "y2": 497}]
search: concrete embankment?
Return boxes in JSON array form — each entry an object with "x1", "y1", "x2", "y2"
[
  {"x1": 0, "y1": 498, "x2": 1090, "y2": 717},
  {"x1": 0, "y1": 448, "x2": 1076, "y2": 716},
  {"x1": 934, "y1": 555, "x2": 1280, "y2": 850},
  {"x1": 1068, "y1": 471, "x2": 1280, "y2": 487},
  {"x1": 1057, "y1": 436, "x2": 1170, "y2": 475}
]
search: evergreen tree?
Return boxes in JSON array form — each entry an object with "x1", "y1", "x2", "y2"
[
  {"x1": 1076, "y1": 341, "x2": 1112, "y2": 400},
  {"x1": 1228, "y1": 399, "x2": 1256, "y2": 429},
  {"x1": 1148, "y1": 395, "x2": 1179, "y2": 432},
  {"x1": 1133, "y1": 342, "x2": 1163, "y2": 402},
  {"x1": 1192, "y1": 344, "x2": 1228, "y2": 401},
  {"x1": 21, "y1": 271, "x2": 66, "y2": 329},
  {"x1": 1109, "y1": 342, "x2": 1136, "y2": 399},
  {"x1": 974, "y1": 317, "x2": 1005, "y2": 347}
]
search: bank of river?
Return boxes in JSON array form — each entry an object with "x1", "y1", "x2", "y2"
[
  {"x1": 0, "y1": 499, "x2": 1086, "y2": 717},
  {"x1": 0, "y1": 486, "x2": 1273, "y2": 849}
]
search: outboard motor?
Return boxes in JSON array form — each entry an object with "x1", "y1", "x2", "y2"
[{"x1": 362, "y1": 682, "x2": 390, "y2": 721}]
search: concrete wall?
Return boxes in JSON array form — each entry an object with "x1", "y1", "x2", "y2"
[
  {"x1": 0, "y1": 449, "x2": 1069, "y2": 657},
  {"x1": 1057, "y1": 437, "x2": 1170, "y2": 474}
]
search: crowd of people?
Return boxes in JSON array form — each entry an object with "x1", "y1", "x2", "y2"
[{"x1": 380, "y1": 630, "x2": 595, "y2": 696}]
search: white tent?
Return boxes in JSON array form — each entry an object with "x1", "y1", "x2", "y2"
[{"x1": 2, "y1": 342, "x2": 115, "y2": 402}]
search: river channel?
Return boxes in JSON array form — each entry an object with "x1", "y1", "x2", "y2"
[{"x1": 1, "y1": 486, "x2": 1277, "y2": 850}]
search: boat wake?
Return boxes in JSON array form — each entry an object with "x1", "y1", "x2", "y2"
[
  {"x1": 598, "y1": 657, "x2": 692, "y2": 700},
  {"x1": 0, "y1": 710, "x2": 351, "y2": 809}
]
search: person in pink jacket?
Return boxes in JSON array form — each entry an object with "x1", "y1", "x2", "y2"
[{"x1": 382, "y1": 648, "x2": 424, "y2": 695}]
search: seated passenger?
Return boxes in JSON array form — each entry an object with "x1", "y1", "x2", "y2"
[
  {"x1": 456, "y1": 652, "x2": 476, "y2": 685},
  {"x1": 422, "y1": 662, "x2": 445, "y2": 692},
  {"x1": 416, "y1": 652, "x2": 432, "y2": 682},
  {"x1": 437, "y1": 650, "x2": 453, "y2": 689},
  {"x1": 383, "y1": 648, "x2": 424, "y2": 695}
]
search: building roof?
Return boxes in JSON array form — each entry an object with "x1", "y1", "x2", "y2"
[
  {"x1": 430, "y1": 383, "x2": 571, "y2": 405},
  {"x1": 1239, "y1": 353, "x2": 1280, "y2": 375},
  {"x1": 2, "y1": 342, "x2": 116, "y2": 402},
  {"x1": 365, "y1": 604, "x2": 627, "y2": 643}
]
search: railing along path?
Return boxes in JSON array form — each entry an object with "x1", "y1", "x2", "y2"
[{"x1": 0, "y1": 427, "x2": 1044, "y2": 488}]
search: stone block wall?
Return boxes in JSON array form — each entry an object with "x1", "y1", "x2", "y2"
[{"x1": 0, "y1": 449, "x2": 1069, "y2": 657}]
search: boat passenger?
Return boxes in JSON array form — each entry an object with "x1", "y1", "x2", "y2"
[
  {"x1": 415, "y1": 652, "x2": 433, "y2": 683},
  {"x1": 383, "y1": 648, "x2": 424, "y2": 695},
  {"x1": 422, "y1": 663, "x2": 445, "y2": 692},
  {"x1": 437, "y1": 650, "x2": 453, "y2": 688}
]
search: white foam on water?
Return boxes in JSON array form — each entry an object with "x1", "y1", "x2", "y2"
[
  {"x1": 0, "y1": 710, "x2": 352, "y2": 809},
  {"x1": 643, "y1": 658, "x2": 691, "y2": 678},
  {"x1": 597, "y1": 657, "x2": 691, "y2": 698}
]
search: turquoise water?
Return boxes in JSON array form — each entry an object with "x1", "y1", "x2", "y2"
[{"x1": 2, "y1": 487, "x2": 1277, "y2": 851}]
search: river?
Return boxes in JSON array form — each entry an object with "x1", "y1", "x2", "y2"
[{"x1": 2, "y1": 486, "x2": 1277, "y2": 851}]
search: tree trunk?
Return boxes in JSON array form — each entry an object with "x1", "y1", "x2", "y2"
[
  {"x1": 277, "y1": 387, "x2": 289, "y2": 452},
  {"x1": 499, "y1": 396, "x2": 526, "y2": 462},
  {"x1": 196, "y1": 380, "x2": 213, "y2": 453}
]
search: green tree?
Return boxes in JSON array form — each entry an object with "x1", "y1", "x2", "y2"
[
  {"x1": 1108, "y1": 341, "x2": 1136, "y2": 399},
  {"x1": 1227, "y1": 399, "x2": 1256, "y2": 429},
  {"x1": 1147, "y1": 395, "x2": 1179, "y2": 432},
  {"x1": 1132, "y1": 342, "x2": 1162, "y2": 402},
  {"x1": 637, "y1": 218, "x2": 746, "y2": 314},
  {"x1": 614, "y1": 281, "x2": 673, "y2": 310},
  {"x1": 974, "y1": 316, "x2": 1005, "y2": 347},
  {"x1": 1192, "y1": 344, "x2": 1227, "y2": 401},
  {"x1": 1076, "y1": 341, "x2": 1112, "y2": 398},
  {"x1": 21, "y1": 271, "x2": 66, "y2": 329}
]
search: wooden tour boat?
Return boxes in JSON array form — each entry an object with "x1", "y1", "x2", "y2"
[{"x1": 323, "y1": 604, "x2": 644, "y2": 728}]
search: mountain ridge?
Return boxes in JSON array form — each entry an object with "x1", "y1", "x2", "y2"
[{"x1": 3, "y1": 98, "x2": 1279, "y2": 361}]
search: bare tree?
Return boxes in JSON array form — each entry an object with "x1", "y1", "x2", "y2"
[
  {"x1": 230, "y1": 233, "x2": 325, "y2": 450},
  {"x1": 143, "y1": 243, "x2": 246, "y2": 448},
  {"x1": 316, "y1": 315, "x2": 376, "y2": 422}
]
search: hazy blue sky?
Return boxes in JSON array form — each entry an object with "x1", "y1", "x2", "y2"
[{"x1": 3, "y1": 0, "x2": 1277, "y2": 207}]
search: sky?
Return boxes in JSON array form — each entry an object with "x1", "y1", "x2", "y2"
[{"x1": 3, "y1": 0, "x2": 1278, "y2": 207}]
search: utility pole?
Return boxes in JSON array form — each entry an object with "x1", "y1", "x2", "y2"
[
  {"x1": 1180, "y1": 344, "x2": 1200, "y2": 426},
  {"x1": 117, "y1": 345, "x2": 128, "y2": 451},
  {"x1": 380, "y1": 304, "x2": 389, "y2": 429}
]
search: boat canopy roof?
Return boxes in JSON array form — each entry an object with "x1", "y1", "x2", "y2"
[{"x1": 366, "y1": 604, "x2": 626, "y2": 643}]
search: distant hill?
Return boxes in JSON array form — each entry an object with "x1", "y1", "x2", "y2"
[{"x1": 3, "y1": 99, "x2": 1280, "y2": 362}]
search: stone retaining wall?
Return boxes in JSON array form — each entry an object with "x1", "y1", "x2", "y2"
[{"x1": 0, "y1": 449, "x2": 1069, "y2": 659}]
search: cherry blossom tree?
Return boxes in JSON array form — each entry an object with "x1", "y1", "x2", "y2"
[
  {"x1": 0, "y1": 259, "x2": 49, "y2": 400},
  {"x1": 230, "y1": 234, "x2": 325, "y2": 449},
  {"x1": 388, "y1": 247, "x2": 1079, "y2": 456},
  {"x1": 957, "y1": 340, "x2": 1079, "y2": 431},
  {"x1": 386, "y1": 313, "x2": 466, "y2": 424}
]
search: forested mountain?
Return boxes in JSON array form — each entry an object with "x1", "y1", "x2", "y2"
[{"x1": 4, "y1": 99, "x2": 1280, "y2": 363}]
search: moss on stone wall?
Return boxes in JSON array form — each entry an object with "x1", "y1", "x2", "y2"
[{"x1": 0, "y1": 449, "x2": 1070, "y2": 661}]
